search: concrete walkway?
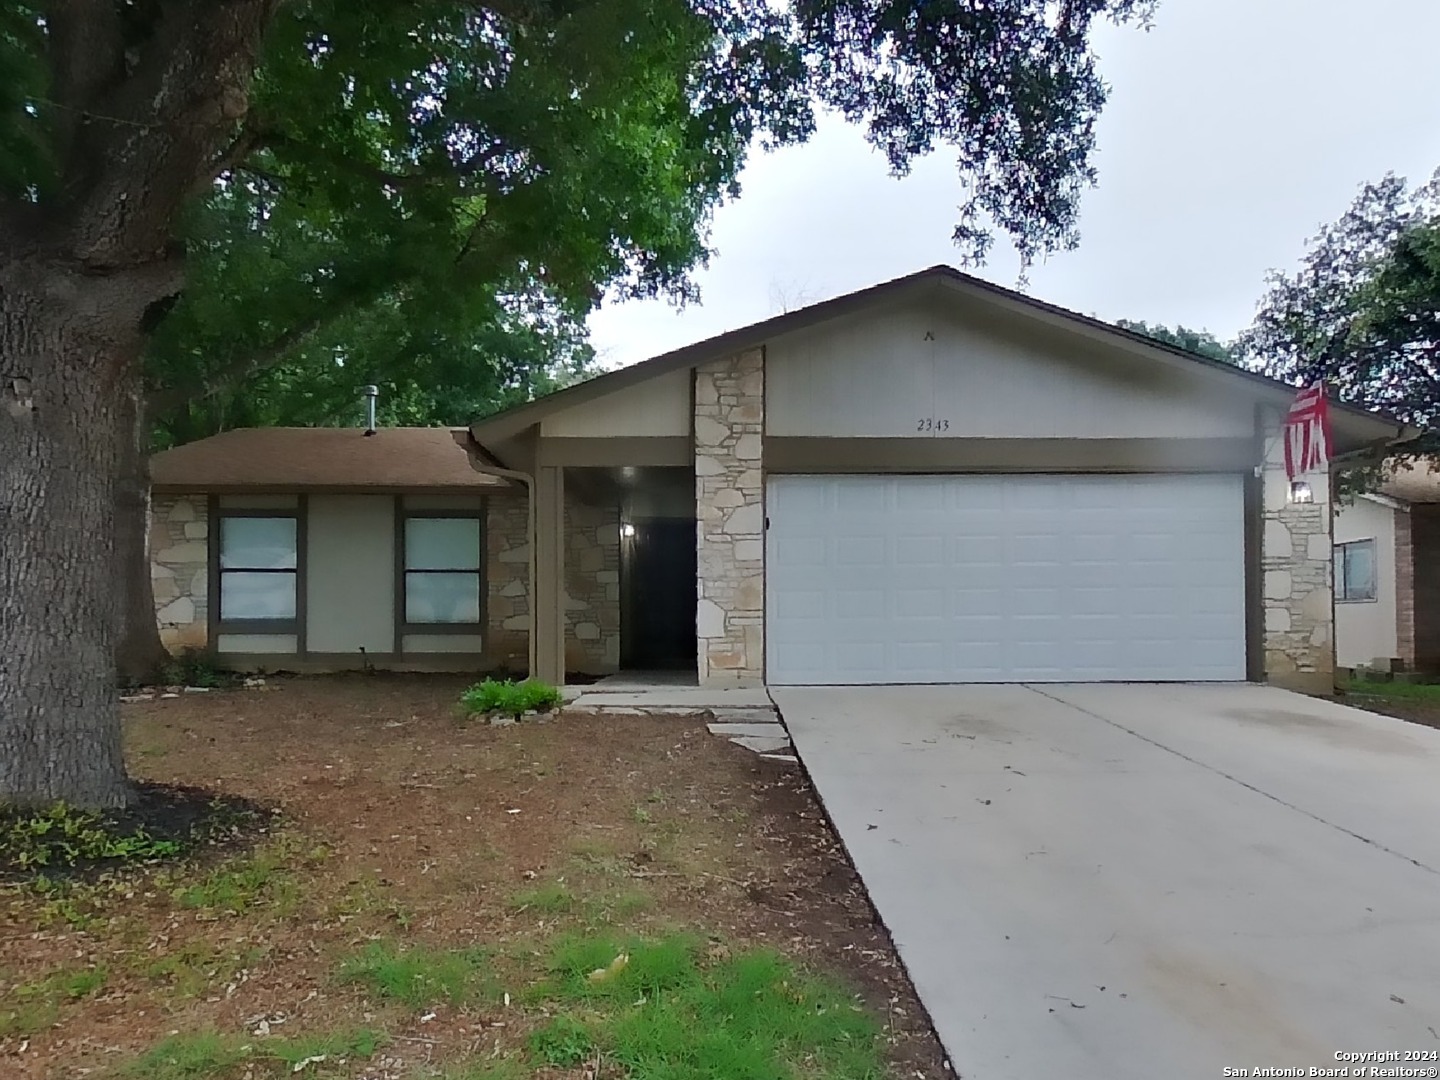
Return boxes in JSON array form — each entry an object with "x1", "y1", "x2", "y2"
[{"x1": 774, "y1": 684, "x2": 1440, "y2": 1079}]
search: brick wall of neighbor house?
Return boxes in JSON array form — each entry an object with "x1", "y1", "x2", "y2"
[
  {"x1": 484, "y1": 494, "x2": 621, "y2": 676},
  {"x1": 151, "y1": 496, "x2": 209, "y2": 652},
  {"x1": 1408, "y1": 506, "x2": 1440, "y2": 672},
  {"x1": 1260, "y1": 410, "x2": 1335, "y2": 692},
  {"x1": 694, "y1": 348, "x2": 764, "y2": 685}
]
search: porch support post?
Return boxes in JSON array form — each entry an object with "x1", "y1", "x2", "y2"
[{"x1": 534, "y1": 465, "x2": 567, "y2": 684}]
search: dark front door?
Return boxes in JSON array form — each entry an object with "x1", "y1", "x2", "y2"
[{"x1": 622, "y1": 519, "x2": 697, "y2": 670}]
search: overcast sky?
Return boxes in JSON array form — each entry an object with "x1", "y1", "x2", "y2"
[{"x1": 587, "y1": 0, "x2": 1440, "y2": 369}]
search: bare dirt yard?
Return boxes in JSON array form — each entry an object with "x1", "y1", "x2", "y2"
[{"x1": 1, "y1": 675, "x2": 947, "y2": 1080}]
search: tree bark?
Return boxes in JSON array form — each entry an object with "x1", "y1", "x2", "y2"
[
  {"x1": 115, "y1": 381, "x2": 170, "y2": 686},
  {"x1": 0, "y1": 256, "x2": 135, "y2": 810}
]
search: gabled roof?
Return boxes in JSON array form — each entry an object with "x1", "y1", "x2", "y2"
[
  {"x1": 471, "y1": 264, "x2": 1411, "y2": 448},
  {"x1": 151, "y1": 427, "x2": 510, "y2": 493}
]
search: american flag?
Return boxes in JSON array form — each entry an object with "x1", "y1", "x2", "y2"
[{"x1": 1284, "y1": 382, "x2": 1332, "y2": 481}]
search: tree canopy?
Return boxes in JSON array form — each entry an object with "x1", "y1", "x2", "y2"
[
  {"x1": 1240, "y1": 172, "x2": 1440, "y2": 456},
  {"x1": 1115, "y1": 319, "x2": 1236, "y2": 364},
  {"x1": 0, "y1": 0, "x2": 1158, "y2": 809}
]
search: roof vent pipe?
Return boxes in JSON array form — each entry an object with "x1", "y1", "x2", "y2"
[{"x1": 363, "y1": 385, "x2": 378, "y2": 436}]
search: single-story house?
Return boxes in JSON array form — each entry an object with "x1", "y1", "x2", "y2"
[
  {"x1": 1334, "y1": 461, "x2": 1440, "y2": 673},
  {"x1": 149, "y1": 265, "x2": 1411, "y2": 693}
]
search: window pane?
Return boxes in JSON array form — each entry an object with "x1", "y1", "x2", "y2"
[
  {"x1": 1333, "y1": 546, "x2": 1347, "y2": 600},
  {"x1": 405, "y1": 518, "x2": 480, "y2": 570},
  {"x1": 221, "y1": 517, "x2": 297, "y2": 569},
  {"x1": 1346, "y1": 542, "x2": 1376, "y2": 600},
  {"x1": 221, "y1": 571, "x2": 296, "y2": 619},
  {"x1": 406, "y1": 572, "x2": 480, "y2": 624}
]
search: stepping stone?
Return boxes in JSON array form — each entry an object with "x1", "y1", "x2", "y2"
[
  {"x1": 708, "y1": 708, "x2": 779, "y2": 724},
  {"x1": 760, "y1": 753, "x2": 799, "y2": 765},
  {"x1": 729, "y1": 735, "x2": 793, "y2": 755},
  {"x1": 707, "y1": 722, "x2": 787, "y2": 738}
]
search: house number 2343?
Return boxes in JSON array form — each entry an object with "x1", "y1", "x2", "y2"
[{"x1": 916, "y1": 417, "x2": 950, "y2": 433}]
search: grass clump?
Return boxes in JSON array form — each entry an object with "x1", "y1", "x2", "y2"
[
  {"x1": 337, "y1": 940, "x2": 493, "y2": 1007},
  {"x1": 460, "y1": 678, "x2": 562, "y2": 719},
  {"x1": 170, "y1": 841, "x2": 299, "y2": 916},
  {"x1": 0, "y1": 965, "x2": 107, "y2": 1038},
  {"x1": 124, "y1": 1027, "x2": 385, "y2": 1079},
  {"x1": 510, "y1": 881, "x2": 575, "y2": 915},
  {"x1": 526, "y1": 934, "x2": 884, "y2": 1080}
]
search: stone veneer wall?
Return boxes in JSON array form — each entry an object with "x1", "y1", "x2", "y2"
[
  {"x1": 1260, "y1": 410, "x2": 1335, "y2": 691},
  {"x1": 564, "y1": 500, "x2": 621, "y2": 673},
  {"x1": 151, "y1": 496, "x2": 209, "y2": 651},
  {"x1": 694, "y1": 348, "x2": 764, "y2": 685},
  {"x1": 484, "y1": 493, "x2": 620, "y2": 676}
]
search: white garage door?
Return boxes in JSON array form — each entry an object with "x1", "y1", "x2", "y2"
[{"x1": 766, "y1": 474, "x2": 1247, "y2": 685}]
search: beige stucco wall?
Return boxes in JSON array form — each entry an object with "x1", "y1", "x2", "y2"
[
  {"x1": 306, "y1": 494, "x2": 396, "y2": 655},
  {"x1": 540, "y1": 368, "x2": 691, "y2": 437},
  {"x1": 1334, "y1": 497, "x2": 1399, "y2": 668},
  {"x1": 765, "y1": 298, "x2": 1253, "y2": 441}
]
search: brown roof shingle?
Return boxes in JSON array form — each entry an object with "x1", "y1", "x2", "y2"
[{"x1": 150, "y1": 427, "x2": 510, "y2": 493}]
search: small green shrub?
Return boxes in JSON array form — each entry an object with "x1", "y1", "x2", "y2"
[
  {"x1": 158, "y1": 648, "x2": 229, "y2": 689},
  {"x1": 460, "y1": 678, "x2": 562, "y2": 718}
]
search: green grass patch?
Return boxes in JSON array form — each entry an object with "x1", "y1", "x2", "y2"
[
  {"x1": 122, "y1": 1027, "x2": 385, "y2": 1079},
  {"x1": 522, "y1": 933, "x2": 884, "y2": 1080},
  {"x1": 510, "y1": 881, "x2": 575, "y2": 915},
  {"x1": 337, "y1": 940, "x2": 494, "y2": 1007},
  {"x1": 1344, "y1": 677, "x2": 1440, "y2": 702},
  {"x1": 170, "y1": 842, "x2": 300, "y2": 916},
  {"x1": 0, "y1": 965, "x2": 107, "y2": 1038},
  {"x1": 459, "y1": 678, "x2": 562, "y2": 718}
]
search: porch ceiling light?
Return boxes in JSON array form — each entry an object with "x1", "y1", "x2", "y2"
[
  {"x1": 621, "y1": 522, "x2": 637, "y2": 538},
  {"x1": 1288, "y1": 480, "x2": 1314, "y2": 504}
]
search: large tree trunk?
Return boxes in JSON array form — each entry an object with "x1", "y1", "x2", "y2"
[
  {"x1": 0, "y1": 258, "x2": 135, "y2": 809},
  {"x1": 115, "y1": 382, "x2": 170, "y2": 685}
]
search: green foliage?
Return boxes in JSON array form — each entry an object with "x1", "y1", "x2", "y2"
[
  {"x1": 1, "y1": 803, "x2": 180, "y2": 874},
  {"x1": 156, "y1": 648, "x2": 228, "y2": 689},
  {"x1": 337, "y1": 941, "x2": 494, "y2": 1007},
  {"x1": 1116, "y1": 320, "x2": 1237, "y2": 365},
  {"x1": 124, "y1": 1028, "x2": 386, "y2": 1080},
  {"x1": 460, "y1": 678, "x2": 562, "y2": 718},
  {"x1": 1240, "y1": 171, "x2": 1440, "y2": 488}
]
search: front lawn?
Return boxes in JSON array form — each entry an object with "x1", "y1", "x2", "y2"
[
  {"x1": 1338, "y1": 676, "x2": 1440, "y2": 729},
  {"x1": 0, "y1": 675, "x2": 943, "y2": 1079}
]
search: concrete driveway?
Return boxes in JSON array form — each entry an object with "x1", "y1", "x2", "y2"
[{"x1": 772, "y1": 684, "x2": 1440, "y2": 1078}]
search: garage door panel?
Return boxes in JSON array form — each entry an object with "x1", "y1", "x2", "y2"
[{"x1": 766, "y1": 473, "x2": 1246, "y2": 684}]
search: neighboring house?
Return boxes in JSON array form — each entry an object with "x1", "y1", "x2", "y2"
[
  {"x1": 150, "y1": 266, "x2": 1409, "y2": 692},
  {"x1": 1334, "y1": 462, "x2": 1440, "y2": 673}
]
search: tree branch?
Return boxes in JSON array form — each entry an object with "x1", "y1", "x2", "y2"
[{"x1": 43, "y1": 0, "x2": 126, "y2": 161}]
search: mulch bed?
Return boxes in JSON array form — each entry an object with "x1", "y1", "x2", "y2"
[{"x1": 0, "y1": 674, "x2": 949, "y2": 1079}]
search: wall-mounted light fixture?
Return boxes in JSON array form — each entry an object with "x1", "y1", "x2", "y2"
[
  {"x1": 620, "y1": 522, "x2": 637, "y2": 538},
  {"x1": 1288, "y1": 480, "x2": 1314, "y2": 504}
]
